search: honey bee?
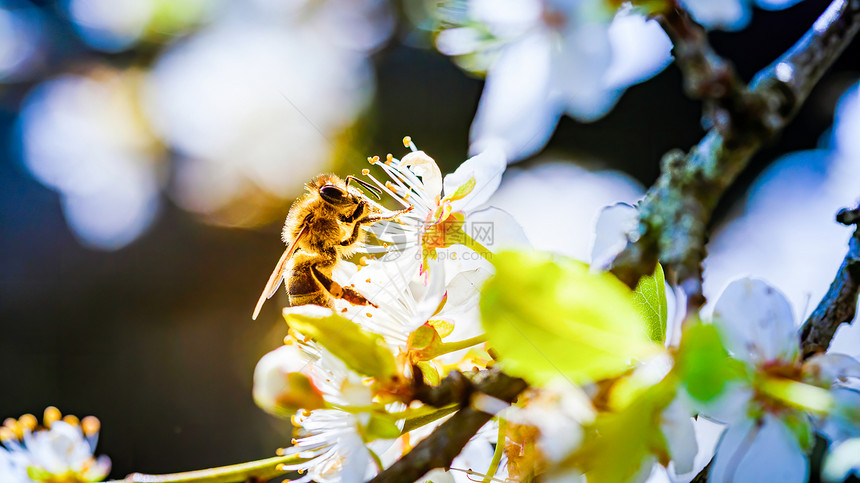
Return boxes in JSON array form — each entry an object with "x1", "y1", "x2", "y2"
[{"x1": 252, "y1": 173, "x2": 412, "y2": 319}]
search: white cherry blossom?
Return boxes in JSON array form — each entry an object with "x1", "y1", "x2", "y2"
[
  {"x1": 436, "y1": 0, "x2": 672, "y2": 160},
  {"x1": 701, "y1": 278, "x2": 860, "y2": 483},
  {"x1": 0, "y1": 409, "x2": 111, "y2": 483},
  {"x1": 680, "y1": 0, "x2": 806, "y2": 31}
]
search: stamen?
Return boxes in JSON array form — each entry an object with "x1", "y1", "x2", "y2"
[
  {"x1": 62, "y1": 415, "x2": 80, "y2": 427},
  {"x1": 81, "y1": 416, "x2": 100, "y2": 437},
  {"x1": 375, "y1": 159, "x2": 436, "y2": 210},
  {"x1": 43, "y1": 406, "x2": 61, "y2": 428},
  {"x1": 362, "y1": 171, "x2": 411, "y2": 208},
  {"x1": 402, "y1": 136, "x2": 418, "y2": 152},
  {"x1": 18, "y1": 414, "x2": 37, "y2": 432},
  {"x1": 374, "y1": 161, "x2": 435, "y2": 210},
  {"x1": 0, "y1": 427, "x2": 15, "y2": 443}
]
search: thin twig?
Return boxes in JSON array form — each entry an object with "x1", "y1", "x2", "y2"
[
  {"x1": 799, "y1": 204, "x2": 860, "y2": 358},
  {"x1": 657, "y1": 6, "x2": 750, "y2": 133},
  {"x1": 370, "y1": 368, "x2": 527, "y2": 482},
  {"x1": 611, "y1": 0, "x2": 860, "y2": 307}
]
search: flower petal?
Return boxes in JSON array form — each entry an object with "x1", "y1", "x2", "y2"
[
  {"x1": 816, "y1": 387, "x2": 860, "y2": 444},
  {"x1": 463, "y1": 206, "x2": 531, "y2": 254},
  {"x1": 402, "y1": 150, "x2": 444, "y2": 200},
  {"x1": 444, "y1": 145, "x2": 507, "y2": 212},
  {"x1": 823, "y1": 437, "x2": 860, "y2": 482},
  {"x1": 450, "y1": 436, "x2": 495, "y2": 483},
  {"x1": 605, "y1": 10, "x2": 673, "y2": 90},
  {"x1": 712, "y1": 278, "x2": 799, "y2": 366},
  {"x1": 679, "y1": 0, "x2": 750, "y2": 31},
  {"x1": 803, "y1": 353, "x2": 860, "y2": 387},
  {"x1": 660, "y1": 397, "x2": 698, "y2": 474},
  {"x1": 553, "y1": 21, "x2": 620, "y2": 121},
  {"x1": 590, "y1": 202, "x2": 638, "y2": 269},
  {"x1": 709, "y1": 415, "x2": 808, "y2": 483},
  {"x1": 754, "y1": 0, "x2": 805, "y2": 11},
  {"x1": 469, "y1": 32, "x2": 562, "y2": 161}
]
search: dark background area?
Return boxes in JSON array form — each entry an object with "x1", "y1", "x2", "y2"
[{"x1": 0, "y1": 0, "x2": 857, "y2": 477}]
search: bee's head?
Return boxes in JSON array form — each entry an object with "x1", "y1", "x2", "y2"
[{"x1": 319, "y1": 183, "x2": 355, "y2": 207}]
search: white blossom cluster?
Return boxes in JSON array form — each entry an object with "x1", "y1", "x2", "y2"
[
  {"x1": 250, "y1": 134, "x2": 860, "y2": 482},
  {"x1": 0, "y1": 408, "x2": 110, "y2": 483},
  {"x1": 431, "y1": 0, "x2": 813, "y2": 162}
]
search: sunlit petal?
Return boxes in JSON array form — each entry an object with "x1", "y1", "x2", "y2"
[{"x1": 712, "y1": 278, "x2": 799, "y2": 366}]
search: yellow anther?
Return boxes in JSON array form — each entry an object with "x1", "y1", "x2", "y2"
[
  {"x1": 361, "y1": 168, "x2": 370, "y2": 175},
  {"x1": 291, "y1": 438, "x2": 298, "y2": 445},
  {"x1": 372, "y1": 155, "x2": 380, "y2": 163},
  {"x1": 43, "y1": 406, "x2": 61, "y2": 428},
  {"x1": 284, "y1": 337, "x2": 294, "y2": 345},
  {"x1": 297, "y1": 469, "x2": 305, "y2": 475},
  {"x1": 367, "y1": 156, "x2": 374, "y2": 164},
  {"x1": 386, "y1": 153, "x2": 394, "y2": 163},
  {"x1": 276, "y1": 464, "x2": 286, "y2": 471},
  {"x1": 81, "y1": 416, "x2": 100, "y2": 437},
  {"x1": 276, "y1": 447, "x2": 286, "y2": 456},
  {"x1": 2, "y1": 418, "x2": 15, "y2": 429},
  {"x1": 0, "y1": 427, "x2": 16, "y2": 443},
  {"x1": 18, "y1": 414, "x2": 37, "y2": 432},
  {"x1": 402, "y1": 136, "x2": 412, "y2": 147},
  {"x1": 62, "y1": 415, "x2": 80, "y2": 427}
]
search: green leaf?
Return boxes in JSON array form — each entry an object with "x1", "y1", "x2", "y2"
[
  {"x1": 363, "y1": 413, "x2": 402, "y2": 442},
  {"x1": 480, "y1": 250, "x2": 661, "y2": 386},
  {"x1": 632, "y1": 263, "x2": 667, "y2": 343},
  {"x1": 284, "y1": 308, "x2": 398, "y2": 381},
  {"x1": 677, "y1": 322, "x2": 747, "y2": 404},
  {"x1": 568, "y1": 377, "x2": 677, "y2": 483}
]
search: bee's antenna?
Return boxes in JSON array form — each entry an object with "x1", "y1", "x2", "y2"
[{"x1": 346, "y1": 175, "x2": 382, "y2": 200}]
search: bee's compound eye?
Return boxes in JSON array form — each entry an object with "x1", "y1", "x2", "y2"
[{"x1": 320, "y1": 184, "x2": 347, "y2": 204}]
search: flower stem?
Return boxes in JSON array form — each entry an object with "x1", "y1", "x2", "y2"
[
  {"x1": 432, "y1": 335, "x2": 488, "y2": 357},
  {"x1": 482, "y1": 417, "x2": 507, "y2": 483},
  {"x1": 113, "y1": 455, "x2": 300, "y2": 483}
]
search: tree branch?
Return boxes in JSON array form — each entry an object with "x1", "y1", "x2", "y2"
[
  {"x1": 656, "y1": 6, "x2": 748, "y2": 132},
  {"x1": 611, "y1": 0, "x2": 860, "y2": 306},
  {"x1": 799, "y1": 204, "x2": 860, "y2": 358},
  {"x1": 370, "y1": 368, "x2": 527, "y2": 483}
]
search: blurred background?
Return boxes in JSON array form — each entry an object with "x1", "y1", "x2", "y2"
[{"x1": 0, "y1": 0, "x2": 858, "y2": 477}]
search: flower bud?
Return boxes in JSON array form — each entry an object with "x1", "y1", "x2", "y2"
[{"x1": 253, "y1": 345, "x2": 326, "y2": 416}]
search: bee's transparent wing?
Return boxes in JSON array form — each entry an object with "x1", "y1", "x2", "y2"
[{"x1": 252, "y1": 225, "x2": 307, "y2": 320}]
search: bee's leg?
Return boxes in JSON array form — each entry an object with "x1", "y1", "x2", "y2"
[
  {"x1": 339, "y1": 201, "x2": 365, "y2": 223},
  {"x1": 310, "y1": 264, "x2": 378, "y2": 308},
  {"x1": 358, "y1": 205, "x2": 414, "y2": 225},
  {"x1": 340, "y1": 222, "x2": 364, "y2": 247}
]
